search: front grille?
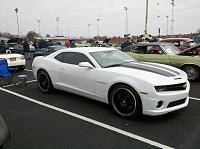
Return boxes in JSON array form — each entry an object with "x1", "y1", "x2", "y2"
[
  {"x1": 155, "y1": 82, "x2": 187, "y2": 92},
  {"x1": 167, "y1": 98, "x2": 187, "y2": 108}
]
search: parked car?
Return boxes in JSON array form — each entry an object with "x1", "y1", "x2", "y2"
[
  {"x1": 195, "y1": 35, "x2": 200, "y2": 44},
  {"x1": 179, "y1": 44, "x2": 200, "y2": 56},
  {"x1": 32, "y1": 47, "x2": 189, "y2": 118},
  {"x1": 33, "y1": 45, "x2": 66, "y2": 57},
  {"x1": 0, "y1": 53, "x2": 26, "y2": 70},
  {"x1": 76, "y1": 42, "x2": 91, "y2": 47},
  {"x1": 160, "y1": 38, "x2": 197, "y2": 51},
  {"x1": 6, "y1": 43, "x2": 18, "y2": 53},
  {"x1": 123, "y1": 42, "x2": 200, "y2": 81},
  {"x1": 0, "y1": 114, "x2": 9, "y2": 148},
  {"x1": 113, "y1": 42, "x2": 123, "y2": 50}
]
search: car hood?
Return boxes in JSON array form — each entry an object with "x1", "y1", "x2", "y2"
[{"x1": 105, "y1": 61, "x2": 187, "y2": 85}]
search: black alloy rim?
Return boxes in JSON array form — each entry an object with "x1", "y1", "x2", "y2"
[
  {"x1": 112, "y1": 88, "x2": 136, "y2": 116},
  {"x1": 38, "y1": 73, "x2": 49, "y2": 91},
  {"x1": 185, "y1": 67, "x2": 198, "y2": 80}
]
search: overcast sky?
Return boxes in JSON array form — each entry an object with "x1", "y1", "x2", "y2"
[{"x1": 0, "y1": 0, "x2": 200, "y2": 37}]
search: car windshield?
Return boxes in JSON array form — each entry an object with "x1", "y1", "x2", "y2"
[
  {"x1": 161, "y1": 44, "x2": 181, "y2": 55},
  {"x1": 90, "y1": 50, "x2": 136, "y2": 68}
]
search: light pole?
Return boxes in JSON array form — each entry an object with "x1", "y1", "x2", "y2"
[
  {"x1": 171, "y1": 0, "x2": 175, "y2": 36},
  {"x1": 144, "y1": 0, "x2": 149, "y2": 34},
  {"x1": 124, "y1": 7, "x2": 128, "y2": 34},
  {"x1": 88, "y1": 24, "x2": 91, "y2": 38},
  {"x1": 97, "y1": 18, "x2": 100, "y2": 39},
  {"x1": 37, "y1": 19, "x2": 41, "y2": 36},
  {"x1": 166, "y1": 16, "x2": 169, "y2": 36},
  {"x1": 56, "y1": 17, "x2": 60, "y2": 36},
  {"x1": 14, "y1": 8, "x2": 20, "y2": 37},
  {"x1": 157, "y1": 2, "x2": 160, "y2": 37}
]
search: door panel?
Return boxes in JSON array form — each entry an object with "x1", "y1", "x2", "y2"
[
  {"x1": 59, "y1": 63, "x2": 96, "y2": 95},
  {"x1": 140, "y1": 54, "x2": 171, "y2": 65}
]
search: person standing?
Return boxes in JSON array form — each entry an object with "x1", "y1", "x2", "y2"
[
  {"x1": 65, "y1": 40, "x2": 71, "y2": 48},
  {"x1": 70, "y1": 40, "x2": 76, "y2": 48},
  {"x1": 121, "y1": 37, "x2": 132, "y2": 49},
  {"x1": 23, "y1": 38, "x2": 30, "y2": 59}
]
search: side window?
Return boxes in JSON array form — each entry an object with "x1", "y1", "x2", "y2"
[
  {"x1": 55, "y1": 53, "x2": 64, "y2": 61},
  {"x1": 180, "y1": 41, "x2": 185, "y2": 46},
  {"x1": 147, "y1": 46, "x2": 164, "y2": 55},
  {"x1": 55, "y1": 52, "x2": 94, "y2": 66},
  {"x1": 173, "y1": 41, "x2": 180, "y2": 47},
  {"x1": 131, "y1": 46, "x2": 147, "y2": 54},
  {"x1": 182, "y1": 41, "x2": 189, "y2": 47}
]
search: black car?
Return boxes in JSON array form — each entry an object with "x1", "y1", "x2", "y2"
[{"x1": 33, "y1": 45, "x2": 66, "y2": 58}]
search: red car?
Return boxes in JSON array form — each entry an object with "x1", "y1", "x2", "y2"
[{"x1": 160, "y1": 38, "x2": 196, "y2": 51}]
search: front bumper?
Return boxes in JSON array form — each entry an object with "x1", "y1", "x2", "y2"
[{"x1": 141, "y1": 81, "x2": 190, "y2": 116}]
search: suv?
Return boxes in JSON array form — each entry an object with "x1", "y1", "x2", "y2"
[{"x1": 160, "y1": 38, "x2": 196, "y2": 51}]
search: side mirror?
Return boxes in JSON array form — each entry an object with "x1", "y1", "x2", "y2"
[{"x1": 78, "y1": 62, "x2": 94, "y2": 69}]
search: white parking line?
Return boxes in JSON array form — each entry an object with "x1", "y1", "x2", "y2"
[
  {"x1": 24, "y1": 69, "x2": 33, "y2": 72},
  {"x1": 190, "y1": 97, "x2": 200, "y2": 101},
  {"x1": 2, "y1": 80, "x2": 37, "y2": 88},
  {"x1": 0, "y1": 87, "x2": 174, "y2": 149}
]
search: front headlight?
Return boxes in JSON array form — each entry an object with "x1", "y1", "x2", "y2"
[
  {"x1": 155, "y1": 86, "x2": 169, "y2": 92},
  {"x1": 19, "y1": 56, "x2": 25, "y2": 60}
]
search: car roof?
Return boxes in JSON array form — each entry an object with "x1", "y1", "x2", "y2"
[
  {"x1": 160, "y1": 38, "x2": 193, "y2": 42},
  {"x1": 134, "y1": 42, "x2": 172, "y2": 46},
  {"x1": 58, "y1": 47, "x2": 117, "y2": 53}
]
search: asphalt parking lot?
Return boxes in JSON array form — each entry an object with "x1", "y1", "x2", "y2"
[{"x1": 0, "y1": 60, "x2": 200, "y2": 149}]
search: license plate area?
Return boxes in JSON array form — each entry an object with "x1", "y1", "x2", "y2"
[{"x1": 10, "y1": 58, "x2": 16, "y2": 61}]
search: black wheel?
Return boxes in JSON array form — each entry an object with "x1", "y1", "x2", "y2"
[
  {"x1": 182, "y1": 65, "x2": 200, "y2": 81},
  {"x1": 109, "y1": 84, "x2": 142, "y2": 118},
  {"x1": 18, "y1": 65, "x2": 25, "y2": 71},
  {"x1": 37, "y1": 70, "x2": 54, "y2": 93}
]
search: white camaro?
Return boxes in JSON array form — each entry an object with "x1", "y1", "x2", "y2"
[
  {"x1": 0, "y1": 53, "x2": 25, "y2": 70},
  {"x1": 32, "y1": 47, "x2": 190, "y2": 118}
]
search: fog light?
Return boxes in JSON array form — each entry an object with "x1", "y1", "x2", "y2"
[{"x1": 156, "y1": 101, "x2": 163, "y2": 108}]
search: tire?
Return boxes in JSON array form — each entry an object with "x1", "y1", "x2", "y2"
[
  {"x1": 182, "y1": 65, "x2": 200, "y2": 81},
  {"x1": 37, "y1": 70, "x2": 54, "y2": 93},
  {"x1": 109, "y1": 84, "x2": 142, "y2": 119}
]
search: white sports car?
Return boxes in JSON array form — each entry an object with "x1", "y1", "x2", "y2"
[
  {"x1": 0, "y1": 53, "x2": 25, "y2": 70},
  {"x1": 32, "y1": 47, "x2": 190, "y2": 118}
]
